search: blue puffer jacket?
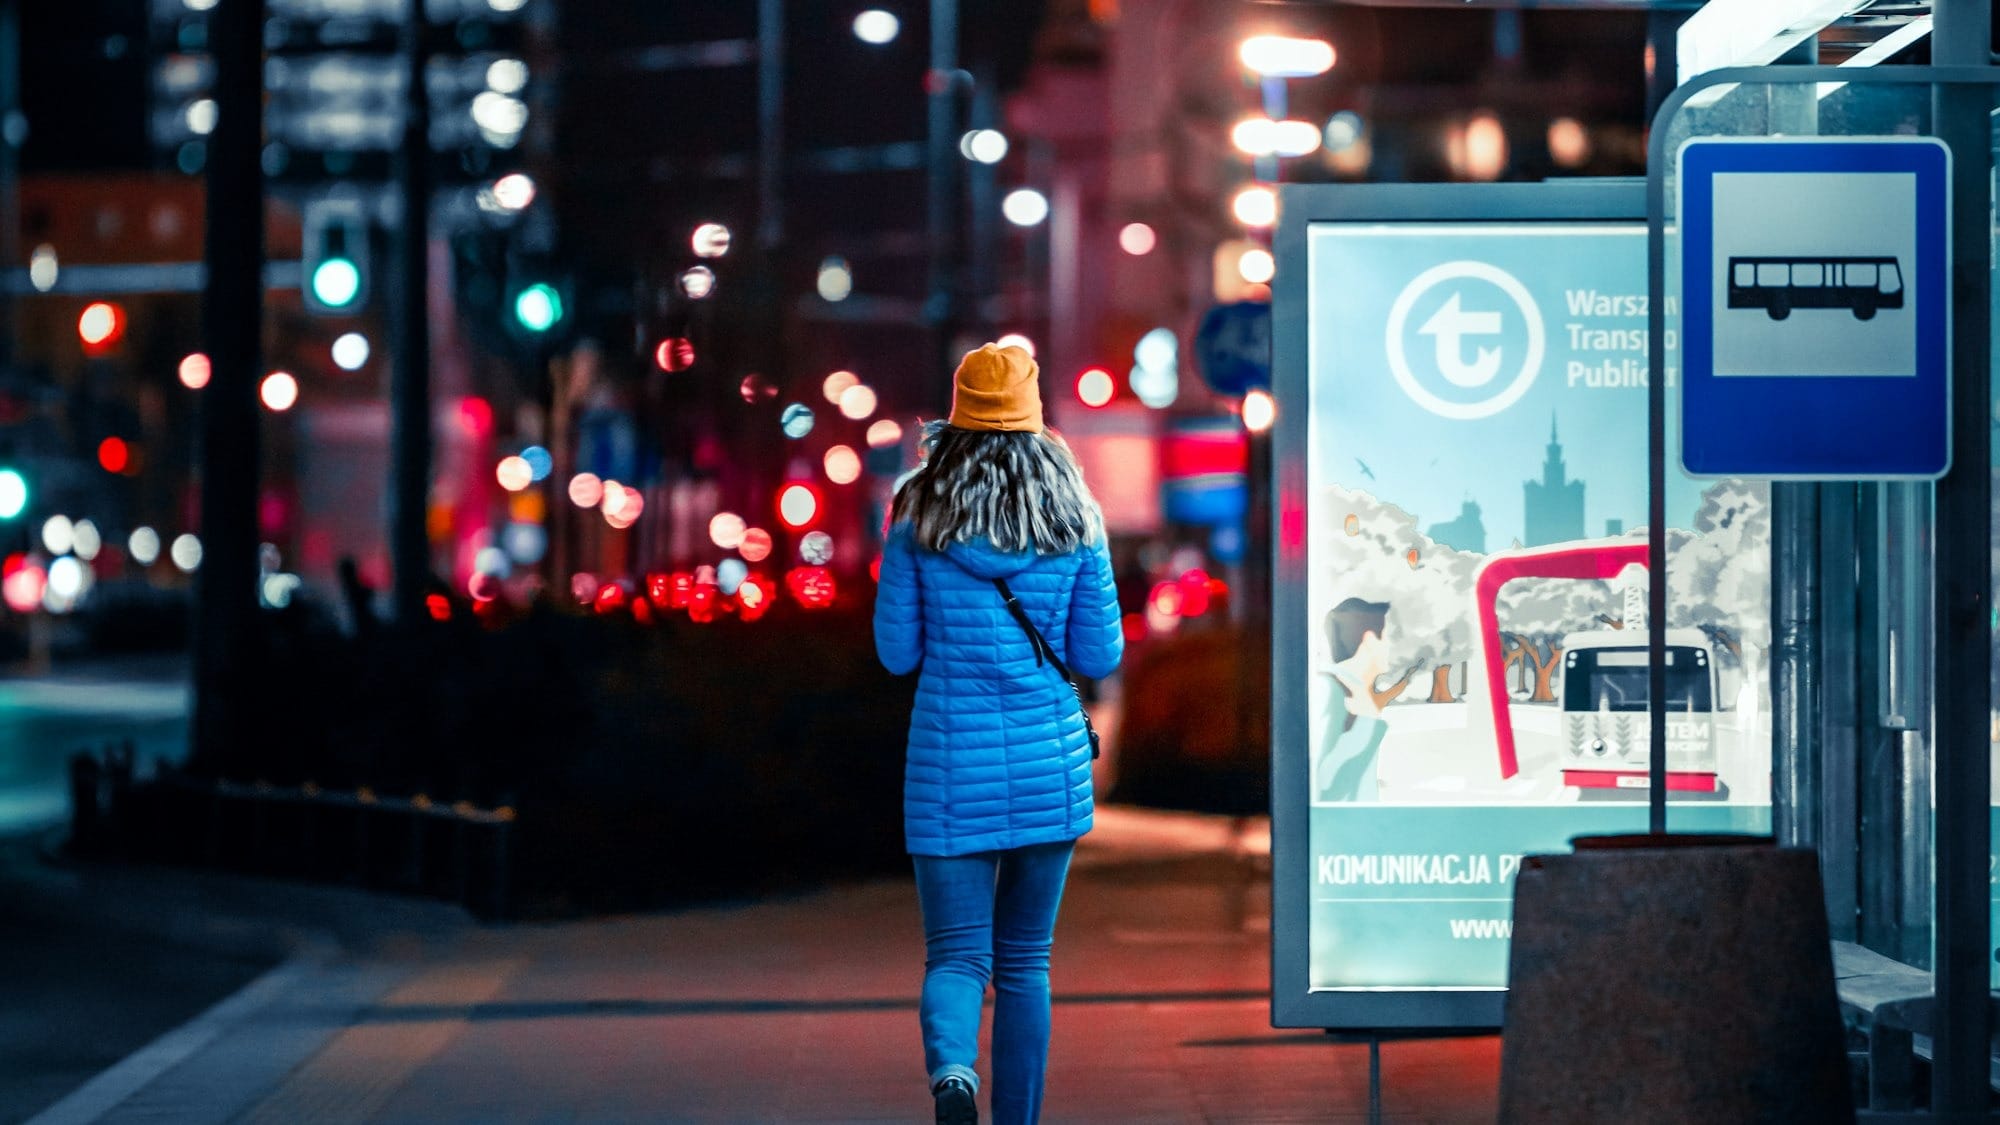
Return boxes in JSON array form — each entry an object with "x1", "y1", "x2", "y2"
[{"x1": 874, "y1": 523, "x2": 1124, "y2": 857}]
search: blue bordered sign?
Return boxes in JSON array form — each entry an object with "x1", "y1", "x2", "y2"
[{"x1": 1679, "y1": 137, "x2": 1950, "y2": 480}]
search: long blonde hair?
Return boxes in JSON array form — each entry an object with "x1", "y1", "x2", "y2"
[{"x1": 889, "y1": 421, "x2": 1106, "y2": 554}]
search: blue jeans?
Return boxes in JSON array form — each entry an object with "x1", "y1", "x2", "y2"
[{"x1": 913, "y1": 841, "x2": 1075, "y2": 1125}]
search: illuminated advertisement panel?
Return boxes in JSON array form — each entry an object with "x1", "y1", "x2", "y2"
[{"x1": 1271, "y1": 184, "x2": 1773, "y2": 1027}]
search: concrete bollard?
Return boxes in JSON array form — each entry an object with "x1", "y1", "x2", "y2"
[{"x1": 1498, "y1": 834, "x2": 1852, "y2": 1125}]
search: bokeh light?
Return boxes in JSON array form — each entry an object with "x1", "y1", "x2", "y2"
[
  {"x1": 717, "y1": 558, "x2": 748, "y2": 596},
  {"x1": 679, "y1": 265, "x2": 716, "y2": 299},
  {"x1": 777, "y1": 483, "x2": 820, "y2": 530},
  {"x1": 866, "y1": 419, "x2": 904, "y2": 448},
  {"x1": 655, "y1": 337, "x2": 696, "y2": 372},
  {"x1": 41, "y1": 515, "x2": 73, "y2": 556},
  {"x1": 129, "y1": 526, "x2": 160, "y2": 566},
  {"x1": 959, "y1": 129, "x2": 1008, "y2": 164},
  {"x1": 1232, "y1": 185, "x2": 1277, "y2": 228},
  {"x1": 1547, "y1": 117, "x2": 1591, "y2": 168},
  {"x1": 0, "y1": 472, "x2": 22, "y2": 520},
  {"x1": 171, "y1": 533, "x2": 203, "y2": 572},
  {"x1": 821, "y1": 370, "x2": 858, "y2": 405},
  {"x1": 1002, "y1": 188, "x2": 1050, "y2": 227},
  {"x1": 71, "y1": 520, "x2": 101, "y2": 562},
  {"x1": 496, "y1": 455, "x2": 533, "y2": 491},
  {"x1": 800, "y1": 530, "x2": 835, "y2": 566},
  {"x1": 709, "y1": 512, "x2": 747, "y2": 550},
  {"x1": 3, "y1": 565, "x2": 43, "y2": 613},
  {"x1": 738, "y1": 527, "x2": 773, "y2": 562},
  {"x1": 1237, "y1": 247, "x2": 1276, "y2": 284},
  {"x1": 995, "y1": 332, "x2": 1036, "y2": 357},
  {"x1": 520, "y1": 445, "x2": 552, "y2": 480},
  {"x1": 1118, "y1": 223, "x2": 1156, "y2": 256},
  {"x1": 853, "y1": 9, "x2": 899, "y2": 44},
  {"x1": 692, "y1": 222, "x2": 732, "y2": 258},
  {"x1": 98, "y1": 436, "x2": 130, "y2": 474},
  {"x1": 1076, "y1": 367, "x2": 1114, "y2": 408},
  {"x1": 817, "y1": 256, "x2": 853, "y2": 302},
  {"x1": 1243, "y1": 388, "x2": 1277, "y2": 433},
  {"x1": 823, "y1": 445, "x2": 861, "y2": 484},
  {"x1": 260, "y1": 371, "x2": 299, "y2": 412},
  {"x1": 568, "y1": 472, "x2": 604, "y2": 508},
  {"x1": 78, "y1": 302, "x2": 123, "y2": 347},
  {"x1": 178, "y1": 352, "x2": 211, "y2": 389},
  {"x1": 837, "y1": 384, "x2": 877, "y2": 421},
  {"x1": 740, "y1": 373, "x2": 778, "y2": 402},
  {"x1": 491, "y1": 172, "x2": 536, "y2": 210},
  {"x1": 781, "y1": 403, "x2": 816, "y2": 439},
  {"x1": 331, "y1": 332, "x2": 370, "y2": 370}
]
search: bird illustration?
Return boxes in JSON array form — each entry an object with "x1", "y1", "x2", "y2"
[{"x1": 1356, "y1": 458, "x2": 1375, "y2": 480}]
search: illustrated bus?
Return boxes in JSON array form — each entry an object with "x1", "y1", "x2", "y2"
[
  {"x1": 1725, "y1": 255, "x2": 1903, "y2": 321},
  {"x1": 1558, "y1": 629, "x2": 1719, "y2": 792},
  {"x1": 1471, "y1": 540, "x2": 1721, "y2": 794}
]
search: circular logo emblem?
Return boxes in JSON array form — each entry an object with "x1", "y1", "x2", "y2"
[{"x1": 1385, "y1": 261, "x2": 1544, "y2": 420}]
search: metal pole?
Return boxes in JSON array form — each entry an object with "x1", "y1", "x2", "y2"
[
  {"x1": 1930, "y1": 0, "x2": 1992, "y2": 1110},
  {"x1": 390, "y1": 0, "x2": 432, "y2": 626},
  {"x1": 925, "y1": 0, "x2": 960, "y2": 397},
  {"x1": 966, "y1": 64, "x2": 997, "y2": 340},
  {"x1": 0, "y1": 0, "x2": 19, "y2": 373},
  {"x1": 757, "y1": 0, "x2": 783, "y2": 252},
  {"x1": 1769, "y1": 482, "x2": 1819, "y2": 848},
  {"x1": 193, "y1": 0, "x2": 266, "y2": 776}
]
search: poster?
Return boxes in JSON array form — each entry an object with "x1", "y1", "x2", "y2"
[{"x1": 1302, "y1": 221, "x2": 1774, "y2": 992}]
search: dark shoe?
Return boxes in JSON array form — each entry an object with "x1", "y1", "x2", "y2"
[{"x1": 933, "y1": 1075, "x2": 977, "y2": 1125}]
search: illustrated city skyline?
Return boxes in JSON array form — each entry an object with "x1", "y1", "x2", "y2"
[{"x1": 1421, "y1": 413, "x2": 1625, "y2": 554}]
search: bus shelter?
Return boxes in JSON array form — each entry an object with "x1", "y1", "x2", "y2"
[{"x1": 1270, "y1": 18, "x2": 1999, "y2": 1116}]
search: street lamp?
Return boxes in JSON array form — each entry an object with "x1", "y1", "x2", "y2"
[
  {"x1": 1002, "y1": 188, "x2": 1049, "y2": 227},
  {"x1": 853, "y1": 9, "x2": 899, "y2": 45},
  {"x1": 1231, "y1": 117, "x2": 1322, "y2": 158},
  {"x1": 1239, "y1": 35, "x2": 1335, "y2": 79}
]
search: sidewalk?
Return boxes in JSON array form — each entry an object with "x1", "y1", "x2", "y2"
[{"x1": 27, "y1": 808, "x2": 1499, "y2": 1124}]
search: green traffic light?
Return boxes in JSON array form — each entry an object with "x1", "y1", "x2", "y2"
[
  {"x1": 310, "y1": 257, "x2": 362, "y2": 308},
  {"x1": 514, "y1": 283, "x2": 563, "y2": 333},
  {"x1": 0, "y1": 469, "x2": 27, "y2": 520}
]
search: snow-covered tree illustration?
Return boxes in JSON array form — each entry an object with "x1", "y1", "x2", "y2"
[{"x1": 1319, "y1": 479, "x2": 1771, "y2": 709}]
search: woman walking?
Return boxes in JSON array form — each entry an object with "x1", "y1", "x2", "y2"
[{"x1": 874, "y1": 342, "x2": 1124, "y2": 1125}]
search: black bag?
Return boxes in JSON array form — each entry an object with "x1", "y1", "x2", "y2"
[{"x1": 993, "y1": 577, "x2": 1102, "y2": 760}]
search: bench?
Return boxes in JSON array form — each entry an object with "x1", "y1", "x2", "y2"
[{"x1": 1831, "y1": 940, "x2": 2000, "y2": 1110}]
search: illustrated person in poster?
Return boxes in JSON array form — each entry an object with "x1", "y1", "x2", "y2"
[{"x1": 1316, "y1": 597, "x2": 1391, "y2": 802}]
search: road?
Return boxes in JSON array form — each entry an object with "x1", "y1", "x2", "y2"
[{"x1": 0, "y1": 660, "x2": 189, "y2": 838}]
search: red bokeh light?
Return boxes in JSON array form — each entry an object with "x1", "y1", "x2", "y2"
[
  {"x1": 1149, "y1": 580, "x2": 1184, "y2": 617},
  {"x1": 655, "y1": 337, "x2": 696, "y2": 372},
  {"x1": 1122, "y1": 612, "x2": 1147, "y2": 645},
  {"x1": 425, "y1": 593, "x2": 452, "y2": 621},
  {"x1": 594, "y1": 583, "x2": 629, "y2": 614},
  {"x1": 630, "y1": 596, "x2": 655, "y2": 625},
  {"x1": 776, "y1": 483, "x2": 822, "y2": 531},
  {"x1": 78, "y1": 301, "x2": 125, "y2": 353},
  {"x1": 687, "y1": 583, "x2": 721, "y2": 623},
  {"x1": 1177, "y1": 568, "x2": 1212, "y2": 617},
  {"x1": 736, "y1": 573, "x2": 775, "y2": 621},
  {"x1": 97, "y1": 436, "x2": 129, "y2": 474},
  {"x1": 786, "y1": 566, "x2": 837, "y2": 610}
]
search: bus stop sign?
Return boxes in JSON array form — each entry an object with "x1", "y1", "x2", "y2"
[{"x1": 1679, "y1": 137, "x2": 1951, "y2": 480}]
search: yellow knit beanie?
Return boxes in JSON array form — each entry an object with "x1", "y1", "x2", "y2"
[{"x1": 948, "y1": 343, "x2": 1043, "y2": 433}]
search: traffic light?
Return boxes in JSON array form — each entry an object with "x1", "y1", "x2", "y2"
[
  {"x1": 512, "y1": 282, "x2": 564, "y2": 334},
  {"x1": 302, "y1": 198, "x2": 370, "y2": 315}
]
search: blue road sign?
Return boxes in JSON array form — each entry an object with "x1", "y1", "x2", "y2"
[
  {"x1": 1679, "y1": 137, "x2": 1951, "y2": 480},
  {"x1": 1195, "y1": 301, "x2": 1271, "y2": 395}
]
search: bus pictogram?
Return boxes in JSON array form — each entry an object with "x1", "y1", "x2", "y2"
[{"x1": 1725, "y1": 255, "x2": 1903, "y2": 321}]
